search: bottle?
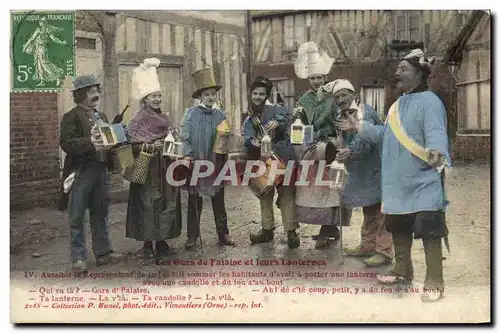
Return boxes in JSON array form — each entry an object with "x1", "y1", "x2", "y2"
[
  {"x1": 94, "y1": 111, "x2": 107, "y2": 127},
  {"x1": 261, "y1": 132, "x2": 272, "y2": 158},
  {"x1": 290, "y1": 118, "x2": 304, "y2": 145}
]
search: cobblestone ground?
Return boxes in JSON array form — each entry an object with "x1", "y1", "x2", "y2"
[{"x1": 10, "y1": 163, "x2": 491, "y2": 322}]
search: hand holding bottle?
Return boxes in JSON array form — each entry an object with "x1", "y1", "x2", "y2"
[{"x1": 292, "y1": 105, "x2": 304, "y2": 119}]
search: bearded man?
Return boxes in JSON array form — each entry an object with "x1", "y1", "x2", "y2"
[{"x1": 242, "y1": 76, "x2": 300, "y2": 249}]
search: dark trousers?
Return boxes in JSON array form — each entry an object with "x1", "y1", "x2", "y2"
[
  {"x1": 386, "y1": 211, "x2": 446, "y2": 291},
  {"x1": 67, "y1": 163, "x2": 112, "y2": 262},
  {"x1": 187, "y1": 187, "x2": 229, "y2": 240}
]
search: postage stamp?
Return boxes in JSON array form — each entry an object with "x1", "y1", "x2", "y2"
[{"x1": 11, "y1": 11, "x2": 75, "y2": 92}]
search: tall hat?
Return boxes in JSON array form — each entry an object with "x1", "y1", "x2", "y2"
[
  {"x1": 192, "y1": 68, "x2": 222, "y2": 98},
  {"x1": 294, "y1": 41, "x2": 334, "y2": 79},
  {"x1": 131, "y1": 58, "x2": 162, "y2": 100}
]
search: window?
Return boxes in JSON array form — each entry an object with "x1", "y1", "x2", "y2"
[
  {"x1": 457, "y1": 59, "x2": 490, "y2": 134},
  {"x1": 283, "y1": 14, "x2": 306, "y2": 54},
  {"x1": 409, "y1": 15, "x2": 419, "y2": 41},
  {"x1": 395, "y1": 12, "x2": 421, "y2": 42},
  {"x1": 284, "y1": 16, "x2": 295, "y2": 49},
  {"x1": 76, "y1": 36, "x2": 97, "y2": 50},
  {"x1": 271, "y1": 79, "x2": 295, "y2": 116},
  {"x1": 360, "y1": 86, "x2": 386, "y2": 120}
]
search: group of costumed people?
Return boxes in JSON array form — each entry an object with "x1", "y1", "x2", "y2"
[
  {"x1": 59, "y1": 39, "x2": 451, "y2": 303},
  {"x1": 243, "y1": 41, "x2": 393, "y2": 268}
]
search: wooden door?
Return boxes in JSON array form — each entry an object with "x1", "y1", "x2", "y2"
[{"x1": 57, "y1": 31, "x2": 103, "y2": 170}]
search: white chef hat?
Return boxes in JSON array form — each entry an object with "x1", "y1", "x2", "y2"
[
  {"x1": 131, "y1": 58, "x2": 162, "y2": 100},
  {"x1": 294, "y1": 41, "x2": 334, "y2": 79}
]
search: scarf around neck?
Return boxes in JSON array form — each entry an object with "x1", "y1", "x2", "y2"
[{"x1": 127, "y1": 105, "x2": 172, "y2": 143}]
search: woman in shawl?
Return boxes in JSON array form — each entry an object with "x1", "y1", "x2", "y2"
[{"x1": 124, "y1": 58, "x2": 182, "y2": 260}]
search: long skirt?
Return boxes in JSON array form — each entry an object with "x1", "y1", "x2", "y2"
[
  {"x1": 126, "y1": 154, "x2": 182, "y2": 241},
  {"x1": 295, "y1": 141, "x2": 341, "y2": 226}
]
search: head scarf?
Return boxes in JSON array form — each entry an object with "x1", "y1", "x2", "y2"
[
  {"x1": 404, "y1": 49, "x2": 436, "y2": 68},
  {"x1": 319, "y1": 79, "x2": 355, "y2": 96},
  {"x1": 318, "y1": 79, "x2": 359, "y2": 113},
  {"x1": 403, "y1": 49, "x2": 436, "y2": 80}
]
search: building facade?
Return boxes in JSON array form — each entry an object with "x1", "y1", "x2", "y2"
[
  {"x1": 250, "y1": 10, "x2": 475, "y2": 149},
  {"x1": 445, "y1": 11, "x2": 491, "y2": 161}
]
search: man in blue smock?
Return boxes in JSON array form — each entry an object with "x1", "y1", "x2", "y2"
[{"x1": 335, "y1": 49, "x2": 451, "y2": 302}]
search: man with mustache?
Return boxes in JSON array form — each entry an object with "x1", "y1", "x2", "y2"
[
  {"x1": 327, "y1": 79, "x2": 394, "y2": 267},
  {"x1": 60, "y1": 75, "x2": 125, "y2": 273},
  {"x1": 335, "y1": 49, "x2": 451, "y2": 302},
  {"x1": 242, "y1": 77, "x2": 300, "y2": 249}
]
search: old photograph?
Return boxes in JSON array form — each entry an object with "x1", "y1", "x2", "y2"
[{"x1": 9, "y1": 9, "x2": 491, "y2": 323}]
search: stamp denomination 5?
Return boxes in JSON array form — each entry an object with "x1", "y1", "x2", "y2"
[{"x1": 11, "y1": 10, "x2": 75, "y2": 92}]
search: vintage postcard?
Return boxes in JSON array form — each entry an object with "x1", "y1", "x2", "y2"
[{"x1": 9, "y1": 9, "x2": 491, "y2": 324}]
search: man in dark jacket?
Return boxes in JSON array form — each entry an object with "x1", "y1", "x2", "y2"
[{"x1": 60, "y1": 75, "x2": 125, "y2": 272}]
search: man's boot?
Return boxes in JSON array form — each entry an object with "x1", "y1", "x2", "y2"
[
  {"x1": 71, "y1": 260, "x2": 88, "y2": 273},
  {"x1": 363, "y1": 253, "x2": 392, "y2": 267},
  {"x1": 250, "y1": 229, "x2": 274, "y2": 244},
  {"x1": 155, "y1": 240, "x2": 176, "y2": 258},
  {"x1": 344, "y1": 244, "x2": 376, "y2": 257},
  {"x1": 185, "y1": 237, "x2": 200, "y2": 250},
  {"x1": 219, "y1": 233, "x2": 235, "y2": 246},
  {"x1": 143, "y1": 241, "x2": 155, "y2": 259},
  {"x1": 287, "y1": 230, "x2": 300, "y2": 249},
  {"x1": 95, "y1": 251, "x2": 126, "y2": 266}
]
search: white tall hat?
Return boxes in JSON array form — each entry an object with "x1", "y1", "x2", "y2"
[
  {"x1": 131, "y1": 58, "x2": 162, "y2": 100},
  {"x1": 294, "y1": 41, "x2": 334, "y2": 79}
]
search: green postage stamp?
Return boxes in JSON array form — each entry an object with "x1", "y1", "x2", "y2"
[{"x1": 11, "y1": 11, "x2": 75, "y2": 92}]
